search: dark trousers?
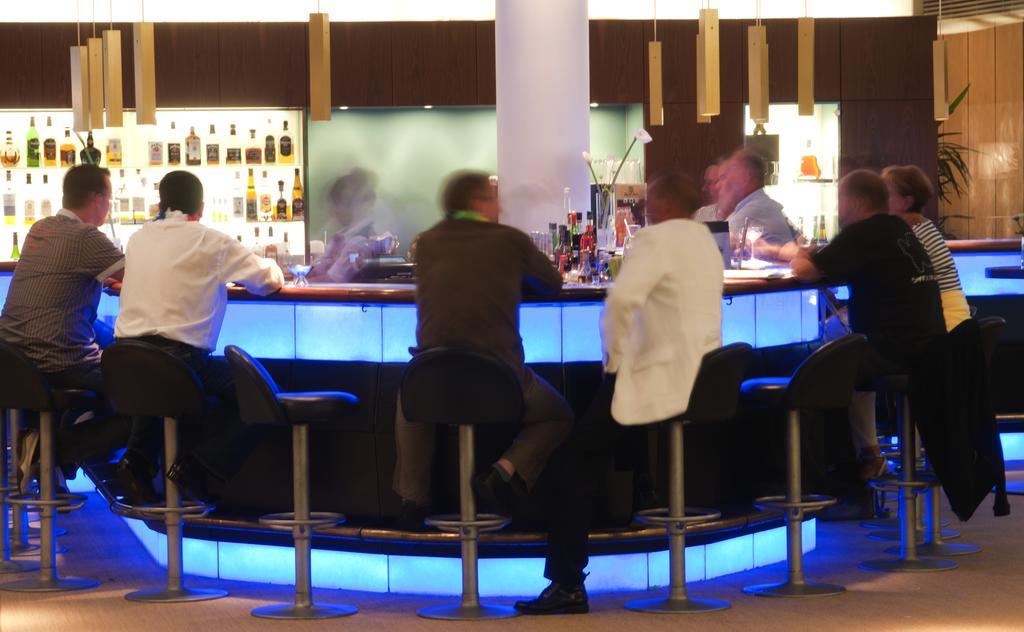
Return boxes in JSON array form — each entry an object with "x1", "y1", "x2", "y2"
[
  {"x1": 120, "y1": 337, "x2": 261, "y2": 482},
  {"x1": 543, "y1": 374, "x2": 619, "y2": 587}
]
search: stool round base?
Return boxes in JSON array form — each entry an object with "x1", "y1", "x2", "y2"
[
  {"x1": 0, "y1": 576, "x2": 99, "y2": 592},
  {"x1": 861, "y1": 517, "x2": 949, "y2": 529},
  {"x1": 0, "y1": 559, "x2": 39, "y2": 574},
  {"x1": 624, "y1": 595, "x2": 731, "y2": 613},
  {"x1": 884, "y1": 542, "x2": 982, "y2": 557},
  {"x1": 27, "y1": 527, "x2": 67, "y2": 537},
  {"x1": 859, "y1": 557, "x2": 958, "y2": 573},
  {"x1": 417, "y1": 604, "x2": 519, "y2": 621},
  {"x1": 7, "y1": 542, "x2": 39, "y2": 556},
  {"x1": 742, "y1": 580, "x2": 846, "y2": 598},
  {"x1": 867, "y1": 529, "x2": 959, "y2": 541},
  {"x1": 251, "y1": 602, "x2": 358, "y2": 620},
  {"x1": 125, "y1": 586, "x2": 228, "y2": 603}
]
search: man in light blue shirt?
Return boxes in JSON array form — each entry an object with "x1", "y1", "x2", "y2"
[{"x1": 718, "y1": 149, "x2": 799, "y2": 261}]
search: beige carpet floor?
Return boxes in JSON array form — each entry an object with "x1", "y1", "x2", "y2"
[{"x1": 1, "y1": 479, "x2": 1023, "y2": 632}]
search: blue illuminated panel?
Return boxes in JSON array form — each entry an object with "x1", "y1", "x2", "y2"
[
  {"x1": 479, "y1": 558, "x2": 548, "y2": 597},
  {"x1": 722, "y1": 295, "x2": 756, "y2": 346},
  {"x1": 0, "y1": 272, "x2": 10, "y2": 307},
  {"x1": 802, "y1": 290, "x2": 821, "y2": 342},
  {"x1": 96, "y1": 293, "x2": 120, "y2": 329},
  {"x1": 648, "y1": 545, "x2": 707, "y2": 588},
  {"x1": 705, "y1": 533, "x2": 754, "y2": 579},
  {"x1": 295, "y1": 304, "x2": 383, "y2": 362},
  {"x1": 215, "y1": 302, "x2": 296, "y2": 359},
  {"x1": 584, "y1": 552, "x2": 650, "y2": 592},
  {"x1": 381, "y1": 305, "x2": 418, "y2": 362},
  {"x1": 755, "y1": 291, "x2": 804, "y2": 348},
  {"x1": 953, "y1": 252, "x2": 1023, "y2": 297},
  {"x1": 561, "y1": 303, "x2": 604, "y2": 362},
  {"x1": 519, "y1": 304, "x2": 562, "y2": 363},
  {"x1": 1002, "y1": 433, "x2": 1024, "y2": 461},
  {"x1": 388, "y1": 555, "x2": 462, "y2": 596},
  {"x1": 753, "y1": 525, "x2": 787, "y2": 567},
  {"x1": 803, "y1": 518, "x2": 817, "y2": 553}
]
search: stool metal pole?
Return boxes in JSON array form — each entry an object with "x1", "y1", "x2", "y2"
[
  {"x1": 1, "y1": 410, "x2": 37, "y2": 574},
  {"x1": 886, "y1": 484, "x2": 980, "y2": 557},
  {"x1": 252, "y1": 424, "x2": 356, "y2": 620},
  {"x1": 0, "y1": 412, "x2": 97, "y2": 592},
  {"x1": 860, "y1": 395, "x2": 957, "y2": 572},
  {"x1": 746, "y1": 410, "x2": 844, "y2": 597},
  {"x1": 626, "y1": 420, "x2": 729, "y2": 613},
  {"x1": 6, "y1": 411, "x2": 37, "y2": 557},
  {"x1": 417, "y1": 425, "x2": 518, "y2": 621},
  {"x1": 126, "y1": 417, "x2": 226, "y2": 602}
]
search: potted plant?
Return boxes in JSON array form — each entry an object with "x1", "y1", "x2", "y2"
[{"x1": 936, "y1": 85, "x2": 974, "y2": 239}]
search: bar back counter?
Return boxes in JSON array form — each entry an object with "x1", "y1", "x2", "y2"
[{"x1": 0, "y1": 239, "x2": 1020, "y2": 596}]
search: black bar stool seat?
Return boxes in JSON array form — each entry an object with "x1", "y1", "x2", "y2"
[
  {"x1": 400, "y1": 347, "x2": 523, "y2": 621},
  {"x1": 102, "y1": 340, "x2": 229, "y2": 603},
  {"x1": 741, "y1": 334, "x2": 868, "y2": 598},
  {"x1": 226, "y1": 345, "x2": 359, "y2": 620},
  {"x1": 625, "y1": 343, "x2": 753, "y2": 615},
  {"x1": 0, "y1": 340, "x2": 97, "y2": 592}
]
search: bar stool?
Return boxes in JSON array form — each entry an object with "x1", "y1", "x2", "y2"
[
  {"x1": 5, "y1": 412, "x2": 39, "y2": 558},
  {"x1": 1, "y1": 410, "x2": 38, "y2": 574},
  {"x1": 225, "y1": 345, "x2": 359, "y2": 620},
  {"x1": 625, "y1": 343, "x2": 753, "y2": 614},
  {"x1": 0, "y1": 340, "x2": 97, "y2": 592},
  {"x1": 741, "y1": 334, "x2": 868, "y2": 598},
  {"x1": 400, "y1": 347, "x2": 523, "y2": 621},
  {"x1": 859, "y1": 373, "x2": 958, "y2": 573},
  {"x1": 101, "y1": 340, "x2": 228, "y2": 602}
]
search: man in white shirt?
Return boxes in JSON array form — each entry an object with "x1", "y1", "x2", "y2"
[
  {"x1": 717, "y1": 148, "x2": 799, "y2": 261},
  {"x1": 115, "y1": 170, "x2": 284, "y2": 500},
  {"x1": 516, "y1": 172, "x2": 724, "y2": 616}
]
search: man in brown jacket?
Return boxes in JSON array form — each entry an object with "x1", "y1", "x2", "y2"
[{"x1": 393, "y1": 171, "x2": 573, "y2": 527}]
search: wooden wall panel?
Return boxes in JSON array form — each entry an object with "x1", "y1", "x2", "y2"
[
  {"x1": 841, "y1": 16, "x2": 935, "y2": 101},
  {"x1": 590, "y1": 20, "x2": 645, "y2": 104},
  {"x1": 840, "y1": 100, "x2": 939, "y2": 218},
  {"x1": 476, "y1": 22, "x2": 496, "y2": 105},
  {"x1": 938, "y1": 32, "x2": 970, "y2": 237},
  {"x1": 994, "y1": 23, "x2": 1023, "y2": 239},
  {"x1": 814, "y1": 19, "x2": 842, "y2": 102},
  {"x1": 331, "y1": 22, "x2": 393, "y2": 107},
  {"x1": 0, "y1": 25, "x2": 44, "y2": 108},
  {"x1": 38, "y1": 24, "x2": 80, "y2": 109},
  {"x1": 154, "y1": 23, "x2": 221, "y2": 107},
  {"x1": 218, "y1": 23, "x2": 307, "y2": 108},
  {"x1": 392, "y1": 22, "x2": 477, "y2": 106},
  {"x1": 967, "y1": 28, "x2": 996, "y2": 239},
  {"x1": 644, "y1": 101, "x2": 744, "y2": 182},
  {"x1": 641, "y1": 20, "x2": 743, "y2": 104}
]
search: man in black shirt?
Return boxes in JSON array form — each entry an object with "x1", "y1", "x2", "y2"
[{"x1": 791, "y1": 169, "x2": 944, "y2": 477}]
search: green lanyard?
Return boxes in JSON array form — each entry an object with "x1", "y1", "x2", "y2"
[{"x1": 450, "y1": 210, "x2": 487, "y2": 222}]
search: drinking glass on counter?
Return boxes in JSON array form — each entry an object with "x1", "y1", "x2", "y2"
[{"x1": 289, "y1": 263, "x2": 312, "y2": 287}]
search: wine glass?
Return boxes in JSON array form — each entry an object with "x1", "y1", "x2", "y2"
[
  {"x1": 288, "y1": 263, "x2": 312, "y2": 288},
  {"x1": 744, "y1": 222, "x2": 764, "y2": 268}
]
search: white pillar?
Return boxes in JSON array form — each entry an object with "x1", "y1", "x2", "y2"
[{"x1": 496, "y1": 0, "x2": 591, "y2": 234}]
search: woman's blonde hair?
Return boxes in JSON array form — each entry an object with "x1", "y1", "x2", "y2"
[{"x1": 881, "y1": 164, "x2": 933, "y2": 213}]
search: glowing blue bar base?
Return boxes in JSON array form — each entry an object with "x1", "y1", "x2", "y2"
[
  {"x1": 119, "y1": 514, "x2": 816, "y2": 596},
  {"x1": 1001, "y1": 432, "x2": 1024, "y2": 461}
]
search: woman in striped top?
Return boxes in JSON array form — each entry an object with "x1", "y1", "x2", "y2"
[{"x1": 882, "y1": 165, "x2": 971, "y2": 331}]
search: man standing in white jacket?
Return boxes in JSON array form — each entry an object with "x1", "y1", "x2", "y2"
[{"x1": 516, "y1": 172, "x2": 724, "y2": 615}]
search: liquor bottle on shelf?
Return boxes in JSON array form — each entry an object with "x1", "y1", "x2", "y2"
[
  {"x1": 817, "y1": 215, "x2": 828, "y2": 245},
  {"x1": 42, "y1": 117, "x2": 57, "y2": 167},
  {"x1": 206, "y1": 124, "x2": 220, "y2": 166},
  {"x1": 275, "y1": 180, "x2": 289, "y2": 221},
  {"x1": 245, "y1": 168, "x2": 258, "y2": 222},
  {"x1": 23, "y1": 174, "x2": 36, "y2": 225},
  {"x1": 59, "y1": 129, "x2": 76, "y2": 167},
  {"x1": 251, "y1": 226, "x2": 262, "y2": 256},
  {"x1": 258, "y1": 170, "x2": 273, "y2": 222},
  {"x1": 26, "y1": 117, "x2": 39, "y2": 168},
  {"x1": 232, "y1": 171, "x2": 245, "y2": 220},
  {"x1": 80, "y1": 131, "x2": 101, "y2": 165},
  {"x1": 2, "y1": 131, "x2": 21, "y2": 168},
  {"x1": 245, "y1": 129, "x2": 262, "y2": 165},
  {"x1": 264, "y1": 120, "x2": 276, "y2": 164},
  {"x1": 148, "y1": 132, "x2": 164, "y2": 166},
  {"x1": 167, "y1": 121, "x2": 181, "y2": 166},
  {"x1": 185, "y1": 126, "x2": 202, "y2": 166},
  {"x1": 265, "y1": 226, "x2": 278, "y2": 261},
  {"x1": 10, "y1": 233, "x2": 20, "y2": 260},
  {"x1": 278, "y1": 121, "x2": 294, "y2": 164},
  {"x1": 132, "y1": 170, "x2": 148, "y2": 224},
  {"x1": 226, "y1": 124, "x2": 242, "y2": 165},
  {"x1": 282, "y1": 232, "x2": 291, "y2": 260},
  {"x1": 40, "y1": 174, "x2": 53, "y2": 218},
  {"x1": 116, "y1": 169, "x2": 131, "y2": 225},
  {"x1": 800, "y1": 140, "x2": 821, "y2": 179},
  {"x1": 106, "y1": 132, "x2": 122, "y2": 167},
  {"x1": 3, "y1": 171, "x2": 16, "y2": 225},
  {"x1": 291, "y1": 168, "x2": 304, "y2": 220}
]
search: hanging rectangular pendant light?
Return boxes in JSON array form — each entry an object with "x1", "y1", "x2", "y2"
[
  {"x1": 797, "y1": 17, "x2": 814, "y2": 116},
  {"x1": 133, "y1": 21, "x2": 157, "y2": 126},
  {"x1": 698, "y1": 8, "x2": 720, "y2": 117},
  {"x1": 102, "y1": 29, "x2": 123, "y2": 127},
  {"x1": 70, "y1": 45, "x2": 91, "y2": 132},
  {"x1": 748, "y1": 25, "x2": 769, "y2": 124},
  {"x1": 87, "y1": 37, "x2": 105, "y2": 129},
  {"x1": 309, "y1": 12, "x2": 332, "y2": 122},
  {"x1": 696, "y1": 33, "x2": 710, "y2": 124},
  {"x1": 933, "y1": 39, "x2": 949, "y2": 121},
  {"x1": 648, "y1": 40, "x2": 664, "y2": 126}
]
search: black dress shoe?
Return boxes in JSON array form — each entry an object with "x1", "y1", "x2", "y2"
[
  {"x1": 472, "y1": 467, "x2": 527, "y2": 515},
  {"x1": 166, "y1": 455, "x2": 212, "y2": 502},
  {"x1": 115, "y1": 450, "x2": 160, "y2": 505},
  {"x1": 515, "y1": 582, "x2": 589, "y2": 615}
]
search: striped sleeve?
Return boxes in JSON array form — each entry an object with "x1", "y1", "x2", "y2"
[{"x1": 913, "y1": 219, "x2": 962, "y2": 293}]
